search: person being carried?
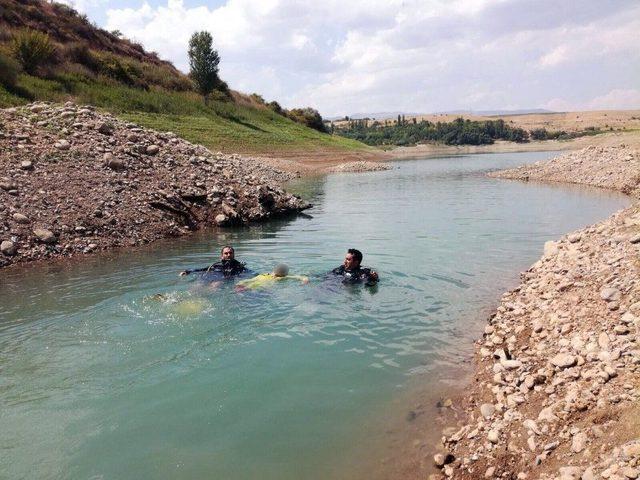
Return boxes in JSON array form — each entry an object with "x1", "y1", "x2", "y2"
[
  {"x1": 332, "y1": 248, "x2": 379, "y2": 286},
  {"x1": 235, "y1": 264, "x2": 309, "y2": 291},
  {"x1": 179, "y1": 245, "x2": 246, "y2": 278}
]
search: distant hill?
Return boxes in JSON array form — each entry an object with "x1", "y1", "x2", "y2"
[{"x1": 329, "y1": 109, "x2": 555, "y2": 121}]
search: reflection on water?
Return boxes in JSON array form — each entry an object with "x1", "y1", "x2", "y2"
[{"x1": 0, "y1": 151, "x2": 630, "y2": 480}]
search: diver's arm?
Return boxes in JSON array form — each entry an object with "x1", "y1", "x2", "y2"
[{"x1": 179, "y1": 267, "x2": 209, "y2": 276}]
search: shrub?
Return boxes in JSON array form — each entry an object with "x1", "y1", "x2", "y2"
[
  {"x1": 0, "y1": 51, "x2": 21, "y2": 88},
  {"x1": 287, "y1": 107, "x2": 328, "y2": 133},
  {"x1": 12, "y1": 29, "x2": 57, "y2": 74},
  {"x1": 64, "y1": 42, "x2": 101, "y2": 72}
]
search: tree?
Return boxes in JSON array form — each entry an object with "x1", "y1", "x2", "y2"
[{"x1": 188, "y1": 31, "x2": 222, "y2": 104}]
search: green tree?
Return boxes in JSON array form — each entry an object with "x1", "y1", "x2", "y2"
[{"x1": 188, "y1": 31, "x2": 222, "y2": 104}]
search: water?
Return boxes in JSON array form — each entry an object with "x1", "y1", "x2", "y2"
[{"x1": 0, "y1": 152, "x2": 630, "y2": 480}]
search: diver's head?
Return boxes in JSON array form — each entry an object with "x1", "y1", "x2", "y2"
[
  {"x1": 274, "y1": 264, "x2": 289, "y2": 277},
  {"x1": 220, "y1": 245, "x2": 235, "y2": 261},
  {"x1": 344, "y1": 248, "x2": 363, "y2": 270}
]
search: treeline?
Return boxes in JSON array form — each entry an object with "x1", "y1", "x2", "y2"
[{"x1": 334, "y1": 117, "x2": 601, "y2": 146}]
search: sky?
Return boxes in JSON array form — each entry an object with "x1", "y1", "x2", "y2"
[{"x1": 62, "y1": 0, "x2": 640, "y2": 117}]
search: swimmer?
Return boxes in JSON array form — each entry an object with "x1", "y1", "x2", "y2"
[
  {"x1": 331, "y1": 248, "x2": 379, "y2": 286},
  {"x1": 235, "y1": 264, "x2": 309, "y2": 291},
  {"x1": 179, "y1": 245, "x2": 246, "y2": 278}
]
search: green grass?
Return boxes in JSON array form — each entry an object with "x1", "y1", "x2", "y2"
[{"x1": 0, "y1": 73, "x2": 371, "y2": 154}]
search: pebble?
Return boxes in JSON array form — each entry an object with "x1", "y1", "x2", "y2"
[
  {"x1": 487, "y1": 430, "x2": 499, "y2": 444},
  {"x1": 13, "y1": 213, "x2": 30, "y2": 224},
  {"x1": 33, "y1": 228, "x2": 56, "y2": 244},
  {"x1": 551, "y1": 353, "x2": 577, "y2": 368},
  {"x1": 571, "y1": 432, "x2": 587, "y2": 453},
  {"x1": 480, "y1": 403, "x2": 495, "y2": 419},
  {"x1": 54, "y1": 139, "x2": 70, "y2": 150},
  {"x1": 600, "y1": 287, "x2": 621, "y2": 302},
  {"x1": 146, "y1": 144, "x2": 160, "y2": 155},
  {"x1": 1, "y1": 240, "x2": 17, "y2": 256}
]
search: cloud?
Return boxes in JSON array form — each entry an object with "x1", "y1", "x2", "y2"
[
  {"x1": 587, "y1": 89, "x2": 640, "y2": 110},
  {"x1": 104, "y1": 0, "x2": 640, "y2": 116}
]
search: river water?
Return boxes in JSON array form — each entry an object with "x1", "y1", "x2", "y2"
[{"x1": 0, "y1": 152, "x2": 630, "y2": 480}]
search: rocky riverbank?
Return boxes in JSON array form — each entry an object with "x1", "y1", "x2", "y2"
[
  {"x1": 431, "y1": 145, "x2": 640, "y2": 480},
  {"x1": 0, "y1": 102, "x2": 309, "y2": 268}
]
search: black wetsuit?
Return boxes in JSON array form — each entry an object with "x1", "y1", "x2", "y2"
[
  {"x1": 183, "y1": 259, "x2": 246, "y2": 277},
  {"x1": 332, "y1": 265, "x2": 378, "y2": 286}
]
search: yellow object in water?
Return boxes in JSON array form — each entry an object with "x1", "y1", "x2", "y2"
[
  {"x1": 236, "y1": 273, "x2": 309, "y2": 290},
  {"x1": 170, "y1": 298, "x2": 210, "y2": 316}
]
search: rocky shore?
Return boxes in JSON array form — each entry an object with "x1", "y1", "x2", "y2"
[
  {"x1": 431, "y1": 145, "x2": 640, "y2": 480},
  {"x1": 326, "y1": 160, "x2": 391, "y2": 173},
  {"x1": 0, "y1": 102, "x2": 309, "y2": 268}
]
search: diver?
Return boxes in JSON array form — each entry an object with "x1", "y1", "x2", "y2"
[
  {"x1": 332, "y1": 248, "x2": 379, "y2": 286},
  {"x1": 179, "y1": 245, "x2": 246, "y2": 278},
  {"x1": 235, "y1": 263, "x2": 309, "y2": 291}
]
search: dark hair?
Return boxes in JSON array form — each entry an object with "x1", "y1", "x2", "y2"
[
  {"x1": 348, "y1": 248, "x2": 363, "y2": 264},
  {"x1": 221, "y1": 245, "x2": 234, "y2": 254}
]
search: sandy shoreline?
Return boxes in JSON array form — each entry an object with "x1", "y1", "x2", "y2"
[{"x1": 429, "y1": 144, "x2": 640, "y2": 480}]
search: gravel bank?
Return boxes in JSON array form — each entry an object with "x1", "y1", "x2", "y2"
[
  {"x1": 430, "y1": 145, "x2": 640, "y2": 480},
  {"x1": 0, "y1": 102, "x2": 309, "y2": 268}
]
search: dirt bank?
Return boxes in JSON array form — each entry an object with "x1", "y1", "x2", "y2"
[
  {"x1": 430, "y1": 145, "x2": 640, "y2": 480},
  {"x1": 0, "y1": 102, "x2": 309, "y2": 269}
]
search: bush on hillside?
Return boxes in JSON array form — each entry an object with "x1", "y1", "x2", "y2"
[
  {"x1": 11, "y1": 29, "x2": 57, "y2": 74},
  {"x1": 63, "y1": 42, "x2": 101, "y2": 71},
  {"x1": 287, "y1": 107, "x2": 328, "y2": 133},
  {"x1": 0, "y1": 51, "x2": 21, "y2": 88}
]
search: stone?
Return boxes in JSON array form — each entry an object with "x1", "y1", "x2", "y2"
[
  {"x1": 551, "y1": 353, "x2": 577, "y2": 369},
  {"x1": 104, "y1": 153, "x2": 126, "y2": 171},
  {"x1": 146, "y1": 144, "x2": 160, "y2": 155},
  {"x1": 544, "y1": 241, "x2": 559, "y2": 256},
  {"x1": 20, "y1": 160, "x2": 34, "y2": 170},
  {"x1": 538, "y1": 407, "x2": 557, "y2": 422},
  {"x1": 600, "y1": 287, "x2": 621, "y2": 302},
  {"x1": 33, "y1": 228, "x2": 56, "y2": 244},
  {"x1": 487, "y1": 430, "x2": 499, "y2": 444},
  {"x1": 54, "y1": 139, "x2": 70, "y2": 150},
  {"x1": 523, "y1": 419, "x2": 541, "y2": 435},
  {"x1": 0, "y1": 178, "x2": 16, "y2": 191},
  {"x1": 501, "y1": 359, "x2": 523, "y2": 370},
  {"x1": 215, "y1": 214, "x2": 228, "y2": 225},
  {"x1": 480, "y1": 403, "x2": 495, "y2": 419},
  {"x1": 13, "y1": 213, "x2": 30, "y2": 224},
  {"x1": 622, "y1": 467, "x2": 639, "y2": 479},
  {"x1": 629, "y1": 234, "x2": 640, "y2": 244},
  {"x1": 97, "y1": 122, "x2": 114, "y2": 135},
  {"x1": 1, "y1": 240, "x2": 17, "y2": 256},
  {"x1": 598, "y1": 332, "x2": 610, "y2": 349},
  {"x1": 571, "y1": 432, "x2": 587, "y2": 453},
  {"x1": 485, "y1": 467, "x2": 495, "y2": 478},
  {"x1": 567, "y1": 233, "x2": 581, "y2": 243}
]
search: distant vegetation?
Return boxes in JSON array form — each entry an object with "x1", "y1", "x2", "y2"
[
  {"x1": 334, "y1": 117, "x2": 603, "y2": 146},
  {"x1": 0, "y1": 0, "x2": 359, "y2": 153},
  {"x1": 335, "y1": 117, "x2": 528, "y2": 146}
]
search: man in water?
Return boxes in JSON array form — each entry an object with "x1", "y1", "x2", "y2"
[
  {"x1": 332, "y1": 248, "x2": 379, "y2": 286},
  {"x1": 235, "y1": 264, "x2": 309, "y2": 291},
  {"x1": 179, "y1": 245, "x2": 246, "y2": 277}
]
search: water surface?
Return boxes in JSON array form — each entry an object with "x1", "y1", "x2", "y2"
[{"x1": 0, "y1": 152, "x2": 630, "y2": 479}]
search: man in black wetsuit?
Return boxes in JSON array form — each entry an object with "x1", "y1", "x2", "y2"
[
  {"x1": 179, "y1": 245, "x2": 246, "y2": 277},
  {"x1": 332, "y1": 248, "x2": 379, "y2": 286}
]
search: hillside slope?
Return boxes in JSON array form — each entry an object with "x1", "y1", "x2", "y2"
[{"x1": 0, "y1": 0, "x2": 374, "y2": 161}]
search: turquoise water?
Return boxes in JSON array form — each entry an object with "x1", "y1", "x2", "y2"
[{"x1": 0, "y1": 152, "x2": 630, "y2": 480}]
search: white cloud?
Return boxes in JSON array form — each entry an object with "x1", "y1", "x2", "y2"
[
  {"x1": 587, "y1": 89, "x2": 640, "y2": 110},
  {"x1": 103, "y1": 0, "x2": 640, "y2": 116}
]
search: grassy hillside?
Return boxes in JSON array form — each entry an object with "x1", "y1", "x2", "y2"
[
  {"x1": 0, "y1": 0, "x2": 370, "y2": 155},
  {"x1": 0, "y1": 73, "x2": 366, "y2": 154}
]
